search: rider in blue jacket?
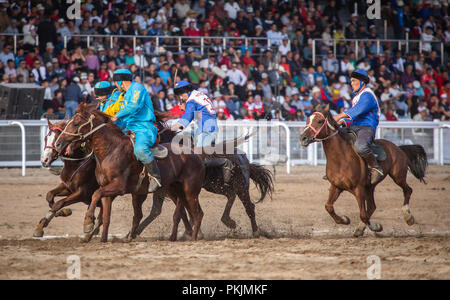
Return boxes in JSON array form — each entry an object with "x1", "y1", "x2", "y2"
[
  {"x1": 171, "y1": 80, "x2": 233, "y2": 184},
  {"x1": 111, "y1": 69, "x2": 161, "y2": 192},
  {"x1": 333, "y1": 69, "x2": 384, "y2": 184}
]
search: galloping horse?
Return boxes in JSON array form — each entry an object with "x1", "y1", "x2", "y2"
[
  {"x1": 54, "y1": 103, "x2": 206, "y2": 242},
  {"x1": 300, "y1": 107, "x2": 427, "y2": 237},
  {"x1": 133, "y1": 119, "x2": 274, "y2": 237},
  {"x1": 35, "y1": 119, "x2": 103, "y2": 240}
]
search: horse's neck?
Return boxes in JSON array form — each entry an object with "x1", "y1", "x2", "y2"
[
  {"x1": 321, "y1": 133, "x2": 352, "y2": 162},
  {"x1": 90, "y1": 124, "x2": 124, "y2": 162}
]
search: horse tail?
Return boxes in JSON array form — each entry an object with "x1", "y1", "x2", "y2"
[
  {"x1": 399, "y1": 145, "x2": 428, "y2": 184},
  {"x1": 249, "y1": 163, "x2": 274, "y2": 203}
]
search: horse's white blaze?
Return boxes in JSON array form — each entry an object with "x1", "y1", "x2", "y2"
[
  {"x1": 304, "y1": 114, "x2": 316, "y2": 134},
  {"x1": 41, "y1": 131, "x2": 56, "y2": 164},
  {"x1": 308, "y1": 114, "x2": 316, "y2": 127}
]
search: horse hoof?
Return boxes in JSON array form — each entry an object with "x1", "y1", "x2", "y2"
[
  {"x1": 33, "y1": 230, "x2": 44, "y2": 237},
  {"x1": 56, "y1": 208, "x2": 72, "y2": 217},
  {"x1": 405, "y1": 215, "x2": 415, "y2": 226},
  {"x1": 369, "y1": 222, "x2": 383, "y2": 232},
  {"x1": 84, "y1": 223, "x2": 94, "y2": 234},
  {"x1": 353, "y1": 229, "x2": 364, "y2": 237},
  {"x1": 353, "y1": 222, "x2": 366, "y2": 237},
  {"x1": 341, "y1": 216, "x2": 351, "y2": 225},
  {"x1": 252, "y1": 229, "x2": 261, "y2": 238},
  {"x1": 221, "y1": 218, "x2": 237, "y2": 229}
]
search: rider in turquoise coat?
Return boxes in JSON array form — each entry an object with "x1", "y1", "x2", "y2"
[{"x1": 111, "y1": 69, "x2": 161, "y2": 192}]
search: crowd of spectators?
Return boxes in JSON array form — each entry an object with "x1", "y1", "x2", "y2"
[{"x1": 0, "y1": 0, "x2": 449, "y2": 122}]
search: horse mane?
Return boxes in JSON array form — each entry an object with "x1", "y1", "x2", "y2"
[
  {"x1": 50, "y1": 119, "x2": 67, "y2": 129},
  {"x1": 316, "y1": 106, "x2": 355, "y2": 145},
  {"x1": 90, "y1": 110, "x2": 126, "y2": 137}
]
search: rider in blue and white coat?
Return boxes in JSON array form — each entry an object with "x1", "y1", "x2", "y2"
[
  {"x1": 170, "y1": 80, "x2": 233, "y2": 184},
  {"x1": 333, "y1": 69, "x2": 384, "y2": 184}
]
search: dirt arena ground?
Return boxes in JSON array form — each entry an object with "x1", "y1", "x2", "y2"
[{"x1": 0, "y1": 165, "x2": 449, "y2": 280}]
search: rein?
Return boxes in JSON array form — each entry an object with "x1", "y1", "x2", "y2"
[
  {"x1": 60, "y1": 149, "x2": 94, "y2": 161},
  {"x1": 55, "y1": 113, "x2": 107, "y2": 150},
  {"x1": 304, "y1": 112, "x2": 339, "y2": 142}
]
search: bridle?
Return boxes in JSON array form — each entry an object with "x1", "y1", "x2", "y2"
[
  {"x1": 55, "y1": 113, "x2": 107, "y2": 151},
  {"x1": 45, "y1": 125, "x2": 94, "y2": 161},
  {"x1": 44, "y1": 126, "x2": 64, "y2": 152},
  {"x1": 304, "y1": 112, "x2": 339, "y2": 142}
]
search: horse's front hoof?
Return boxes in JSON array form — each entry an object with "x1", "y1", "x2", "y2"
[
  {"x1": 405, "y1": 215, "x2": 415, "y2": 226},
  {"x1": 341, "y1": 216, "x2": 351, "y2": 225},
  {"x1": 33, "y1": 230, "x2": 44, "y2": 237},
  {"x1": 56, "y1": 208, "x2": 72, "y2": 217},
  {"x1": 169, "y1": 234, "x2": 177, "y2": 242},
  {"x1": 353, "y1": 222, "x2": 366, "y2": 237},
  {"x1": 369, "y1": 222, "x2": 383, "y2": 232},
  {"x1": 84, "y1": 223, "x2": 94, "y2": 234},
  {"x1": 252, "y1": 229, "x2": 261, "y2": 238}
]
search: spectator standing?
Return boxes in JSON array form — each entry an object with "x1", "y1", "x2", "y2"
[{"x1": 64, "y1": 77, "x2": 82, "y2": 118}]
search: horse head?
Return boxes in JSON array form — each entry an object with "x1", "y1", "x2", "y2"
[
  {"x1": 300, "y1": 104, "x2": 338, "y2": 147},
  {"x1": 41, "y1": 119, "x2": 67, "y2": 168},
  {"x1": 54, "y1": 103, "x2": 106, "y2": 154}
]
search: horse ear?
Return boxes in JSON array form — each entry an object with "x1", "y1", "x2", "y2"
[
  {"x1": 322, "y1": 103, "x2": 330, "y2": 112},
  {"x1": 46, "y1": 118, "x2": 52, "y2": 128},
  {"x1": 77, "y1": 103, "x2": 87, "y2": 114}
]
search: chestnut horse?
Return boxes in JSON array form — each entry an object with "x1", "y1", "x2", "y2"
[
  {"x1": 35, "y1": 119, "x2": 104, "y2": 241},
  {"x1": 133, "y1": 119, "x2": 274, "y2": 237},
  {"x1": 54, "y1": 104, "x2": 205, "y2": 242},
  {"x1": 300, "y1": 107, "x2": 427, "y2": 237}
]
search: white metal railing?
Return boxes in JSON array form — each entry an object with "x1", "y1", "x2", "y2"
[
  {"x1": 0, "y1": 119, "x2": 449, "y2": 176},
  {"x1": 312, "y1": 38, "x2": 446, "y2": 66},
  {"x1": 0, "y1": 33, "x2": 272, "y2": 56}
]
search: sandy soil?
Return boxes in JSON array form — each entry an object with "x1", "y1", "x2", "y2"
[{"x1": 0, "y1": 165, "x2": 449, "y2": 280}]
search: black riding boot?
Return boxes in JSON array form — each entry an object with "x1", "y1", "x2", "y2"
[
  {"x1": 362, "y1": 153, "x2": 384, "y2": 185},
  {"x1": 144, "y1": 160, "x2": 162, "y2": 193},
  {"x1": 204, "y1": 157, "x2": 233, "y2": 184}
]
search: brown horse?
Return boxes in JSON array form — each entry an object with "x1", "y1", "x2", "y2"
[
  {"x1": 54, "y1": 103, "x2": 206, "y2": 242},
  {"x1": 300, "y1": 107, "x2": 427, "y2": 237},
  {"x1": 35, "y1": 119, "x2": 103, "y2": 240},
  {"x1": 133, "y1": 119, "x2": 274, "y2": 237}
]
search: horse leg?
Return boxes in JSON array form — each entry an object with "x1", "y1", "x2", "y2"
[
  {"x1": 366, "y1": 187, "x2": 383, "y2": 233},
  {"x1": 82, "y1": 206, "x2": 103, "y2": 243},
  {"x1": 325, "y1": 184, "x2": 350, "y2": 225},
  {"x1": 33, "y1": 190, "x2": 82, "y2": 237},
  {"x1": 100, "y1": 197, "x2": 113, "y2": 243},
  {"x1": 221, "y1": 192, "x2": 237, "y2": 229},
  {"x1": 135, "y1": 189, "x2": 165, "y2": 236},
  {"x1": 126, "y1": 193, "x2": 147, "y2": 241},
  {"x1": 84, "y1": 180, "x2": 124, "y2": 234},
  {"x1": 169, "y1": 197, "x2": 184, "y2": 241},
  {"x1": 46, "y1": 183, "x2": 70, "y2": 208},
  {"x1": 236, "y1": 189, "x2": 259, "y2": 236},
  {"x1": 354, "y1": 186, "x2": 382, "y2": 237},
  {"x1": 181, "y1": 184, "x2": 203, "y2": 241},
  {"x1": 390, "y1": 170, "x2": 415, "y2": 225}
]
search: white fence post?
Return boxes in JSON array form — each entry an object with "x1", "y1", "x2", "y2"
[{"x1": 9, "y1": 121, "x2": 26, "y2": 176}]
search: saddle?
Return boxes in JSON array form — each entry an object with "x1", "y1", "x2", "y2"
[
  {"x1": 342, "y1": 127, "x2": 387, "y2": 162},
  {"x1": 125, "y1": 130, "x2": 168, "y2": 160}
]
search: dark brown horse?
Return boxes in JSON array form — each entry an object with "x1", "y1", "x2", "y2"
[
  {"x1": 54, "y1": 103, "x2": 206, "y2": 242},
  {"x1": 133, "y1": 119, "x2": 274, "y2": 237},
  {"x1": 300, "y1": 107, "x2": 427, "y2": 237},
  {"x1": 35, "y1": 119, "x2": 103, "y2": 240}
]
